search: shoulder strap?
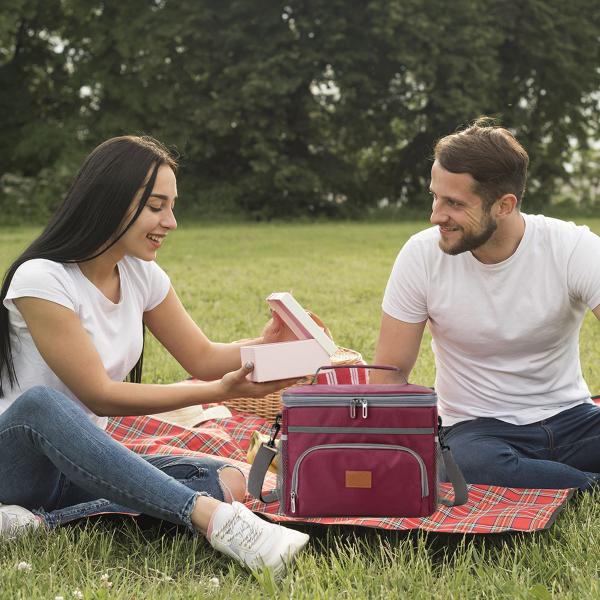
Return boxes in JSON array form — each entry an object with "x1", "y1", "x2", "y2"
[
  {"x1": 248, "y1": 443, "x2": 279, "y2": 504},
  {"x1": 437, "y1": 444, "x2": 469, "y2": 506}
]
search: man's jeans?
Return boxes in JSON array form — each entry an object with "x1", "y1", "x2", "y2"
[
  {"x1": 0, "y1": 386, "x2": 238, "y2": 531},
  {"x1": 442, "y1": 403, "x2": 600, "y2": 490}
]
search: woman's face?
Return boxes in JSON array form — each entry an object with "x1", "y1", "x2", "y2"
[{"x1": 116, "y1": 164, "x2": 178, "y2": 261}]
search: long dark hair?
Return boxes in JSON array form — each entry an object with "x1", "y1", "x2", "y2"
[{"x1": 0, "y1": 135, "x2": 178, "y2": 397}]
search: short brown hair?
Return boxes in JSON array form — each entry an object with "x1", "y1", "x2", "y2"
[{"x1": 434, "y1": 117, "x2": 529, "y2": 210}]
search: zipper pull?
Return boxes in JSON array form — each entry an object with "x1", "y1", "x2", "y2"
[
  {"x1": 350, "y1": 399, "x2": 357, "y2": 419},
  {"x1": 290, "y1": 491, "x2": 297, "y2": 513},
  {"x1": 361, "y1": 399, "x2": 368, "y2": 419}
]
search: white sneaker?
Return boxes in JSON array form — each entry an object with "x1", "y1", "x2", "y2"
[
  {"x1": 209, "y1": 502, "x2": 309, "y2": 576},
  {"x1": 0, "y1": 505, "x2": 40, "y2": 540}
]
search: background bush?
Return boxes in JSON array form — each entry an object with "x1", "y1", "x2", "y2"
[{"x1": 0, "y1": 0, "x2": 598, "y2": 221}]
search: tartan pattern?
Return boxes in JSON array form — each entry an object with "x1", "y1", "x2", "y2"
[
  {"x1": 106, "y1": 405, "x2": 574, "y2": 533},
  {"x1": 107, "y1": 408, "x2": 270, "y2": 461},
  {"x1": 252, "y1": 485, "x2": 574, "y2": 533},
  {"x1": 316, "y1": 367, "x2": 367, "y2": 385}
]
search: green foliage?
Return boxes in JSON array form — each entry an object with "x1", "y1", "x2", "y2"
[
  {"x1": 0, "y1": 156, "x2": 80, "y2": 222},
  {"x1": 0, "y1": 1, "x2": 598, "y2": 221},
  {"x1": 0, "y1": 1, "x2": 85, "y2": 174}
]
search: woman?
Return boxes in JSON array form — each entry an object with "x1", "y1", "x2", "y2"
[{"x1": 0, "y1": 135, "x2": 308, "y2": 575}]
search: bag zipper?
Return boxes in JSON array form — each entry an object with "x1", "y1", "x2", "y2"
[
  {"x1": 285, "y1": 394, "x2": 435, "y2": 404},
  {"x1": 284, "y1": 395, "x2": 436, "y2": 419},
  {"x1": 289, "y1": 443, "x2": 429, "y2": 513},
  {"x1": 287, "y1": 426, "x2": 434, "y2": 434}
]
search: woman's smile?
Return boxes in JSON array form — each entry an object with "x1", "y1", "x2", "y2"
[{"x1": 146, "y1": 233, "x2": 165, "y2": 248}]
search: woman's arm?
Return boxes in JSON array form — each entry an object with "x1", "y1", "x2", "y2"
[
  {"x1": 143, "y1": 287, "x2": 293, "y2": 381},
  {"x1": 14, "y1": 296, "x2": 295, "y2": 416}
]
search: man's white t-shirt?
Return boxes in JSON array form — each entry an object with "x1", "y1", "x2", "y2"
[
  {"x1": 382, "y1": 214, "x2": 600, "y2": 426},
  {"x1": 2, "y1": 257, "x2": 171, "y2": 429}
]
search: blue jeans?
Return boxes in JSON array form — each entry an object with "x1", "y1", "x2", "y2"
[
  {"x1": 442, "y1": 403, "x2": 600, "y2": 490},
  {"x1": 0, "y1": 386, "x2": 239, "y2": 531}
]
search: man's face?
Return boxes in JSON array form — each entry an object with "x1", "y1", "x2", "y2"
[{"x1": 429, "y1": 160, "x2": 497, "y2": 255}]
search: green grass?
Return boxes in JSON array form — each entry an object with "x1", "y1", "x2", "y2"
[{"x1": 1, "y1": 220, "x2": 600, "y2": 599}]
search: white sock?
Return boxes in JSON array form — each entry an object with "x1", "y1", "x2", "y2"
[{"x1": 207, "y1": 502, "x2": 236, "y2": 541}]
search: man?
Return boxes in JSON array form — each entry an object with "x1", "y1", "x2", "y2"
[{"x1": 373, "y1": 118, "x2": 600, "y2": 489}]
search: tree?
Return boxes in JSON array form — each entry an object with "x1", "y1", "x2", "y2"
[{"x1": 1, "y1": 0, "x2": 598, "y2": 219}]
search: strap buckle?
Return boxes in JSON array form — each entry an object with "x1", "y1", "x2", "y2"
[
  {"x1": 438, "y1": 416, "x2": 449, "y2": 450},
  {"x1": 267, "y1": 413, "x2": 282, "y2": 448}
]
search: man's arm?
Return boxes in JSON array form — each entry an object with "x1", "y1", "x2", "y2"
[{"x1": 371, "y1": 311, "x2": 427, "y2": 383}]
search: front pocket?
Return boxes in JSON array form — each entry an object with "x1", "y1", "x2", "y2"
[{"x1": 288, "y1": 443, "x2": 428, "y2": 517}]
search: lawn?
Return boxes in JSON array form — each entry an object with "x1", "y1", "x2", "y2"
[{"x1": 1, "y1": 220, "x2": 600, "y2": 599}]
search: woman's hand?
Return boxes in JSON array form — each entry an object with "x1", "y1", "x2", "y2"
[
  {"x1": 219, "y1": 362, "x2": 300, "y2": 400},
  {"x1": 260, "y1": 311, "x2": 297, "y2": 344}
]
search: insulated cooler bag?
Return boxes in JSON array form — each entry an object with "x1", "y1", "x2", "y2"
[{"x1": 249, "y1": 365, "x2": 468, "y2": 518}]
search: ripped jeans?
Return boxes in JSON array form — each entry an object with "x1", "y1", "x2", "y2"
[{"x1": 0, "y1": 386, "x2": 241, "y2": 532}]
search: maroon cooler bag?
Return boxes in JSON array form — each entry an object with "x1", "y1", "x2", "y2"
[{"x1": 249, "y1": 365, "x2": 468, "y2": 518}]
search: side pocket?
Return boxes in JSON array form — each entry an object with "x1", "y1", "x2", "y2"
[{"x1": 288, "y1": 443, "x2": 429, "y2": 518}]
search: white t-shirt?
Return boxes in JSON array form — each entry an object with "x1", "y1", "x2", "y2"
[
  {"x1": 2, "y1": 256, "x2": 171, "y2": 429},
  {"x1": 382, "y1": 213, "x2": 600, "y2": 426}
]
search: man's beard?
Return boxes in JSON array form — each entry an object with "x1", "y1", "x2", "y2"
[{"x1": 439, "y1": 213, "x2": 498, "y2": 255}]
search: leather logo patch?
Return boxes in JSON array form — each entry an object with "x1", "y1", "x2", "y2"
[{"x1": 345, "y1": 470, "x2": 372, "y2": 489}]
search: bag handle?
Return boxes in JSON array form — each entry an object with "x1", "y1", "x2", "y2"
[{"x1": 310, "y1": 364, "x2": 406, "y2": 384}]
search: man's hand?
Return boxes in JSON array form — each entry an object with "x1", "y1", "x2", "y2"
[{"x1": 260, "y1": 311, "x2": 297, "y2": 344}]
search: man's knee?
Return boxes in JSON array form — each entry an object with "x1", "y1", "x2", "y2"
[{"x1": 446, "y1": 437, "x2": 519, "y2": 485}]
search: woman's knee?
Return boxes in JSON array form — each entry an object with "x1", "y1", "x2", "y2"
[
  {"x1": 12, "y1": 386, "x2": 65, "y2": 417},
  {"x1": 9, "y1": 386, "x2": 87, "y2": 428},
  {"x1": 218, "y1": 466, "x2": 246, "y2": 503}
]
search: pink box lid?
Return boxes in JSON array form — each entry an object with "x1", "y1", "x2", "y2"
[{"x1": 266, "y1": 292, "x2": 338, "y2": 356}]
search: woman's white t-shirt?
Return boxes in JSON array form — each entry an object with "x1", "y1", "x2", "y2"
[{"x1": 2, "y1": 257, "x2": 170, "y2": 429}]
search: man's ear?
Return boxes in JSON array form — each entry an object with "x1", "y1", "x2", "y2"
[{"x1": 494, "y1": 194, "x2": 518, "y2": 218}]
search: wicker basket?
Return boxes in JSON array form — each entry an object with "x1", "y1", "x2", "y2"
[{"x1": 224, "y1": 345, "x2": 363, "y2": 421}]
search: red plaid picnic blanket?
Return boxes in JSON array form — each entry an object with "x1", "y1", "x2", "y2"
[{"x1": 106, "y1": 406, "x2": 574, "y2": 533}]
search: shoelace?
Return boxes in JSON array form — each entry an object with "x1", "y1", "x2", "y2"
[{"x1": 214, "y1": 507, "x2": 262, "y2": 551}]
